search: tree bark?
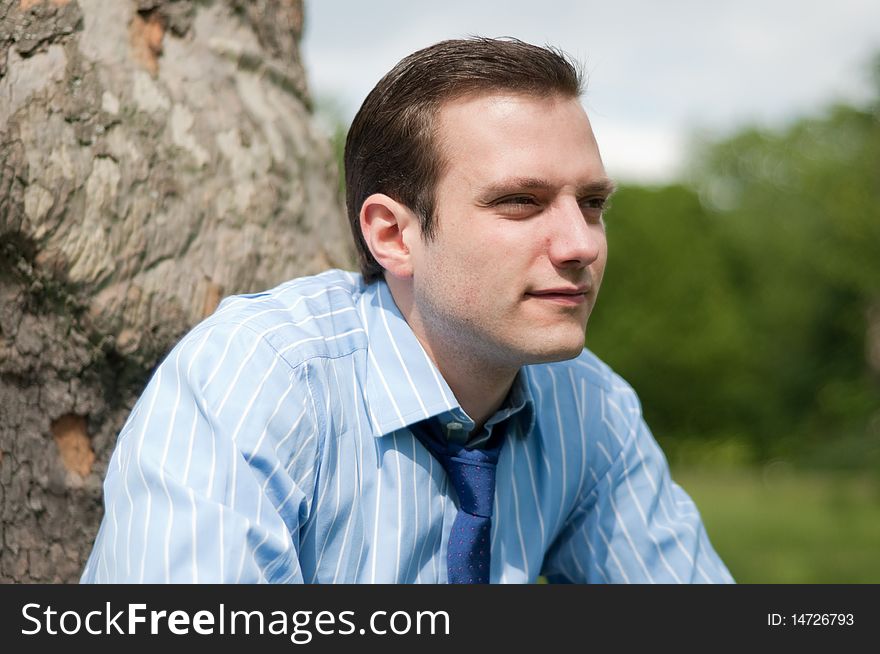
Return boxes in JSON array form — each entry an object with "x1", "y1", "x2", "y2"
[{"x1": 0, "y1": 0, "x2": 352, "y2": 582}]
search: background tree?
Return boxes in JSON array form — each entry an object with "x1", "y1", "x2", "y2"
[{"x1": 0, "y1": 0, "x2": 352, "y2": 582}]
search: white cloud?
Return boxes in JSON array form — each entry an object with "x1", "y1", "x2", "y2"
[{"x1": 589, "y1": 117, "x2": 687, "y2": 184}]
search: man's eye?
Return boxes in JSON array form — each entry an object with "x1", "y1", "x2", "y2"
[
  {"x1": 581, "y1": 197, "x2": 608, "y2": 211},
  {"x1": 499, "y1": 196, "x2": 537, "y2": 206},
  {"x1": 493, "y1": 195, "x2": 539, "y2": 216}
]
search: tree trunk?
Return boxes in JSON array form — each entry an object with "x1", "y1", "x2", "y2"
[{"x1": 0, "y1": 0, "x2": 352, "y2": 582}]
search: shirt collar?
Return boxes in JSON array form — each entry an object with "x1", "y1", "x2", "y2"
[
  {"x1": 358, "y1": 278, "x2": 535, "y2": 439},
  {"x1": 465, "y1": 369, "x2": 535, "y2": 447}
]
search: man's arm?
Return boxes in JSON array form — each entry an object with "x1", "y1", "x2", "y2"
[
  {"x1": 541, "y1": 382, "x2": 733, "y2": 584},
  {"x1": 81, "y1": 321, "x2": 319, "y2": 583}
]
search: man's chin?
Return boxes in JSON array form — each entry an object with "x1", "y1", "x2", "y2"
[{"x1": 520, "y1": 340, "x2": 585, "y2": 365}]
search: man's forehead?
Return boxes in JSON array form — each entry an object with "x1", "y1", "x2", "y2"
[
  {"x1": 433, "y1": 90, "x2": 594, "y2": 154},
  {"x1": 433, "y1": 90, "x2": 605, "y2": 183}
]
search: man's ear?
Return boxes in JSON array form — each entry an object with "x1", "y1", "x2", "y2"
[{"x1": 359, "y1": 193, "x2": 419, "y2": 279}]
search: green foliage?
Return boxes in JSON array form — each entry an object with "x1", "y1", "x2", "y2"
[
  {"x1": 588, "y1": 68, "x2": 880, "y2": 468},
  {"x1": 587, "y1": 185, "x2": 755, "y2": 447}
]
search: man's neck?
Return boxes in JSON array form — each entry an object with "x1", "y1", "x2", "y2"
[
  {"x1": 385, "y1": 277, "x2": 518, "y2": 431},
  {"x1": 429, "y1": 350, "x2": 517, "y2": 432}
]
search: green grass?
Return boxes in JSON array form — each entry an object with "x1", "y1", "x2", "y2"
[{"x1": 673, "y1": 466, "x2": 880, "y2": 583}]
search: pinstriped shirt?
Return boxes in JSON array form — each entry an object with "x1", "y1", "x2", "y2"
[{"x1": 80, "y1": 269, "x2": 733, "y2": 584}]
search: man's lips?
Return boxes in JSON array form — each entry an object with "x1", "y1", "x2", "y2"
[{"x1": 525, "y1": 287, "x2": 590, "y2": 305}]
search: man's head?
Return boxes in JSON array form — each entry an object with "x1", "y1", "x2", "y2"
[
  {"x1": 345, "y1": 37, "x2": 585, "y2": 283},
  {"x1": 349, "y1": 37, "x2": 614, "y2": 373}
]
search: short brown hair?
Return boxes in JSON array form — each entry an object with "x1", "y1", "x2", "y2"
[{"x1": 344, "y1": 37, "x2": 584, "y2": 283}]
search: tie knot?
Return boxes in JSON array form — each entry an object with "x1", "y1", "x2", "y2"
[{"x1": 415, "y1": 421, "x2": 505, "y2": 518}]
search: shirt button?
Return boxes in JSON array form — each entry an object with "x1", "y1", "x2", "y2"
[{"x1": 447, "y1": 421, "x2": 463, "y2": 431}]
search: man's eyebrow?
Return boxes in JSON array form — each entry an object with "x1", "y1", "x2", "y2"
[
  {"x1": 476, "y1": 176, "x2": 618, "y2": 198},
  {"x1": 577, "y1": 177, "x2": 618, "y2": 197}
]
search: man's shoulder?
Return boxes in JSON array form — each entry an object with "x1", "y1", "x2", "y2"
[
  {"x1": 190, "y1": 269, "x2": 368, "y2": 365},
  {"x1": 525, "y1": 350, "x2": 646, "y2": 474}
]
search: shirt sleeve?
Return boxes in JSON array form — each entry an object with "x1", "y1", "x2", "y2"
[
  {"x1": 541, "y1": 382, "x2": 734, "y2": 584},
  {"x1": 80, "y1": 321, "x2": 320, "y2": 583}
]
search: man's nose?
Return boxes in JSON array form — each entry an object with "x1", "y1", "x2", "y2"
[{"x1": 546, "y1": 198, "x2": 603, "y2": 268}]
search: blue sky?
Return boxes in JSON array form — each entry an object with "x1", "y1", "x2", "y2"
[{"x1": 302, "y1": 0, "x2": 880, "y2": 182}]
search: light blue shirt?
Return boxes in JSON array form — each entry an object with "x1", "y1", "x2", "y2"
[{"x1": 81, "y1": 269, "x2": 733, "y2": 584}]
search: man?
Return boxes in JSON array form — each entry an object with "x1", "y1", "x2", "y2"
[{"x1": 82, "y1": 38, "x2": 732, "y2": 583}]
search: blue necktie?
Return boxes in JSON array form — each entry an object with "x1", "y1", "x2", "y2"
[{"x1": 414, "y1": 420, "x2": 506, "y2": 584}]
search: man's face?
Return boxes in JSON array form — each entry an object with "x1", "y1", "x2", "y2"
[{"x1": 405, "y1": 91, "x2": 612, "y2": 371}]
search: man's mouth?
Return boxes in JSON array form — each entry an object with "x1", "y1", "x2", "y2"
[{"x1": 526, "y1": 287, "x2": 589, "y2": 305}]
